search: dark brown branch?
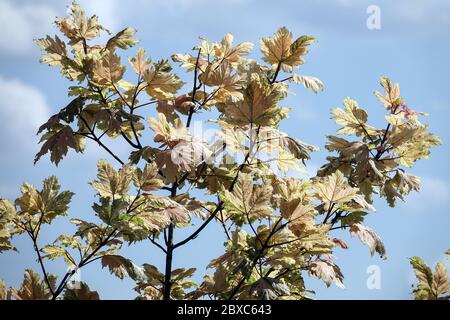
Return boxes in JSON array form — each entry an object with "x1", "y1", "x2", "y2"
[
  {"x1": 186, "y1": 49, "x2": 202, "y2": 128},
  {"x1": 27, "y1": 229, "x2": 54, "y2": 296},
  {"x1": 78, "y1": 114, "x2": 125, "y2": 165},
  {"x1": 148, "y1": 236, "x2": 167, "y2": 253},
  {"x1": 270, "y1": 62, "x2": 282, "y2": 84}
]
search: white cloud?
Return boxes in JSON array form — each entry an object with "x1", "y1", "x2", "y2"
[
  {"x1": 0, "y1": 0, "x2": 58, "y2": 55},
  {"x1": 405, "y1": 176, "x2": 450, "y2": 212},
  {"x1": 0, "y1": 75, "x2": 51, "y2": 151}
]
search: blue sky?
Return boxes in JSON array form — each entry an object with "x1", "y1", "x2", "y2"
[{"x1": 0, "y1": 0, "x2": 449, "y2": 299}]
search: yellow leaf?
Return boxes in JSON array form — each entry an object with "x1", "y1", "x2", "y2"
[
  {"x1": 214, "y1": 33, "x2": 253, "y2": 65},
  {"x1": 129, "y1": 48, "x2": 150, "y2": 76},
  {"x1": 144, "y1": 65, "x2": 184, "y2": 99},
  {"x1": 260, "y1": 27, "x2": 315, "y2": 72},
  {"x1": 314, "y1": 171, "x2": 357, "y2": 207},
  {"x1": 90, "y1": 160, "x2": 132, "y2": 199}
]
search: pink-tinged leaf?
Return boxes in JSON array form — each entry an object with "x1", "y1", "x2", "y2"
[{"x1": 350, "y1": 223, "x2": 386, "y2": 258}]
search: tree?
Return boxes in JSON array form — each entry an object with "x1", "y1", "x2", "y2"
[{"x1": 0, "y1": 2, "x2": 442, "y2": 300}]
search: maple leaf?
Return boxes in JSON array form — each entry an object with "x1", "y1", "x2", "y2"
[
  {"x1": 35, "y1": 35, "x2": 67, "y2": 66},
  {"x1": 55, "y1": 1, "x2": 109, "y2": 45},
  {"x1": 15, "y1": 176, "x2": 73, "y2": 225},
  {"x1": 213, "y1": 33, "x2": 253, "y2": 65},
  {"x1": 90, "y1": 160, "x2": 132, "y2": 200},
  {"x1": 314, "y1": 171, "x2": 358, "y2": 208},
  {"x1": 41, "y1": 244, "x2": 77, "y2": 268},
  {"x1": 35, "y1": 125, "x2": 84, "y2": 166},
  {"x1": 308, "y1": 256, "x2": 344, "y2": 288},
  {"x1": 389, "y1": 126, "x2": 442, "y2": 168},
  {"x1": 92, "y1": 50, "x2": 126, "y2": 87},
  {"x1": 10, "y1": 269, "x2": 56, "y2": 300},
  {"x1": 218, "y1": 74, "x2": 287, "y2": 126},
  {"x1": 286, "y1": 204, "x2": 316, "y2": 237},
  {"x1": 432, "y1": 263, "x2": 449, "y2": 298},
  {"x1": 171, "y1": 53, "x2": 199, "y2": 72},
  {"x1": 148, "y1": 112, "x2": 186, "y2": 145},
  {"x1": 144, "y1": 60, "x2": 184, "y2": 99},
  {"x1": 290, "y1": 74, "x2": 324, "y2": 93},
  {"x1": 410, "y1": 256, "x2": 435, "y2": 299},
  {"x1": 101, "y1": 255, "x2": 144, "y2": 281},
  {"x1": 63, "y1": 282, "x2": 100, "y2": 300},
  {"x1": 350, "y1": 223, "x2": 385, "y2": 258},
  {"x1": 0, "y1": 280, "x2": 11, "y2": 300},
  {"x1": 171, "y1": 136, "x2": 213, "y2": 171},
  {"x1": 133, "y1": 163, "x2": 165, "y2": 191},
  {"x1": 260, "y1": 27, "x2": 315, "y2": 72},
  {"x1": 221, "y1": 173, "x2": 273, "y2": 224},
  {"x1": 374, "y1": 76, "x2": 403, "y2": 110},
  {"x1": 331, "y1": 97, "x2": 379, "y2": 137},
  {"x1": 129, "y1": 48, "x2": 150, "y2": 76},
  {"x1": 0, "y1": 199, "x2": 16, "y2": 252},
  {"x1": 199, "y1": 61, "x2": 244, "y2": 102},
  {"x1": 106, "y1": 27, "x2": 138, "y2": 50}
]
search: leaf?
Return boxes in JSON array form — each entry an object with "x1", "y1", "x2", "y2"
[
  {"x1": 90, "y1": 160, "x2": 132, "y2": 199},
  {"x1": 287, "y1": 204, "x2": 316, "y2": 237},
  {"x1": 199, "y1": 61, "x2": 243, "y2": 101},
  {"x1": 389, "y1": 126, "x2": 442, "y2": 168},
  {"x1": 144, "y1": 60, "x2": 184, "y2": 99},
  {"x1": 106, "y1": 27, "x2": 138, "y2": 49},
  {"x1": 35, "y1": 35, "x2": 67, "y2": 66},
  {"x1": 432, "y1": 263, "x2": 449, "y2": 297},
  {"x1": 308, "y1": 257, "x2": 344, "y2": 288},
  {"x1": 0, "y1": 279, "x2": 11, "y2": 300},
  {"x1": 260, "y1": 27, "x2": 315, "y2": 72},
  {"x1": 92, "y1": 50, "x2": 126, "y2": 87},
  {"x1": 213, "y1": 33, "x2": 253, "y2": 65},
  {"x1": 101, "y1": 255, "x2": 144, "y2": 281},
  {"x1": 133, "y1": 163, "x2": 164, "y2": 191},
  {"x1": 55, "y1": 1, "x2": 109, "y2": 45},
  {"x1": 171, "y1": 136, "x2": 213, "y2": 171},
  {"x1": 290, "y1": 74, "x2": 324, "y2": 93},
  {"x1": 148, "y1": 112, "x2": 186, "y2": 145},
  {"x1": 350, "y1": 223, "x2": 386, "y2": 258},
  {"x1": 374, "y1": 76, "x2": 402, "y2": 110},
  {"x1": 63, "y1": 282, "x2": 100, "y2": 300},
  {"x1": 171, "y1": 53, "x2": 198, "y2": 71},
  {"x1": 171, "y1": 267, "x2": 197, "y2": 281},
  {"x1": 221, "y1": 173, "x2": 273, "y2": 224},
  {"x1": 10, "y1": 269, "x2": 56, "y2": 300},
  {"x1": 217, "y1": 74, "x2": 287, "y2": 126},
  {"x1": 314, "y1": 171, "x2": 358, "y2": 208},
  {"x1": 15, "y1": 176, "x2": 73, "y2": 224},
  {"x1": 332, "y1": 238, "x2": 349, "y2": 249},
  {"x1": 278, "y1": 135, "x2": 319, "y2": 163},
  {"x1": 35, "y1": 125, "x2": 84, "y2": 165},
  {"x1": 0, "y1": 199, "x2": 16, "y2": 252},
  {"x1": 410, "y1": 256, "x2": 434, "y2": 299},
  {"x1": 331, "y1": 98, "x2": 378, "y2": 137},
  {"x1": 41, "y1": 245, "x2": 76, "y2": 268},
  {"x1": 129, "y1": 48, "x2": 150, "y2": 76}
]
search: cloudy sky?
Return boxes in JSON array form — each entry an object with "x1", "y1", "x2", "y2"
[{"x1": 0, "y1": 0, "x2": 449, "y2": 299}]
